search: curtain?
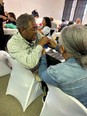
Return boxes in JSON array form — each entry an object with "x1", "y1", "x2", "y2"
[
  {"x1": 62, "y1": 0, "x2": 73, "y2": 20},
  {"x1": 73, "y1": 0, "x2": 87, "y2": 22}
]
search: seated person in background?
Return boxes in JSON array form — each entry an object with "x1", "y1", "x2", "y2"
[
  {"x1": 3, "y1": 12, "x2": 17, "y2": 29},
  {"x1": 38, "y1": 17, "x2": 51, "y2": 36},
  {"x1": 58, "y1": 18, "x2": 67, "y2": 32},
  {"x1": 32, "y1": 9, "x2": 39, "y2": 18},
  {"x1": 6, "y1": 12, "x2": 16, "y2": 25},
  {"x1": 50, "y1": 17, "x2": 57, "y2": 29},
  {"x1": 7, "y1": 13, "x2": 49, "y2": 74},
  {"x1": 76, "y1": 18, "x2": 82, "y2": 24},
  {"x1": 67, "y1": 21, "x2": 74, "y2": 26},
  {"x1": 31, "y1": 9, "x2": 42, "y2": 28},
  {"x1": 39, "y1": 24, "x2": 87, "y2": 108}
]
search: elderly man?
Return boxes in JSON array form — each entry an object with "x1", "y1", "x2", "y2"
[{"x1": 7, "y1": 13, "x2": 49, "y2": 72}]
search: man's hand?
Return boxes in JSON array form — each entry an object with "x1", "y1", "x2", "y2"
[{"x1": 38, "y1": 36, "x2": 49, "y2": 47}]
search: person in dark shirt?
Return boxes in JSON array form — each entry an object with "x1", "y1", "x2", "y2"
[
  {"x1": 6, "y1": 12, "x2": 16, "y2": 25},
  {"x1": 0, "y1": 0, "x2": 6, "y2": 50}
]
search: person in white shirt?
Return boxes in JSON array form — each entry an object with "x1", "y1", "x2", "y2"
[{"x1": 38, "y1": 17, "x2": 51, "y2": 36}]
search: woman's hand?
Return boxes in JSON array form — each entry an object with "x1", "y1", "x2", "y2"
[
  {"x1": 38, "y1": 36, "x2": 49, "y2": 47},
  {"x1": 48, "y1": 39, "x2": 57, "y2": 49}
]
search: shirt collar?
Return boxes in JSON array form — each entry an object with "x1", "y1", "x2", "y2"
[{"x1": 17, "y1": 31, "x2": 35, "y2": 46}]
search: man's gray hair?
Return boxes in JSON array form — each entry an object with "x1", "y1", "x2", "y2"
[
  {"x1": 16, "y1": 13, "x2": 35, "y2": 30},
  {"x1": 61, "y1": 24, "x2": 87, "y2": 68}
]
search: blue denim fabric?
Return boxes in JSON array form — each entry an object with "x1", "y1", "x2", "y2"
[{"x1": 39, "y1": 56, "x2": 87, "y2": 108}]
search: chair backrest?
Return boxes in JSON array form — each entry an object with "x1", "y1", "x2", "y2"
[
  {"x1": 40, "y1": 84, "x2": 87, "y2": 116},
  {"x1": 6, "y1": 57, "x2": 43, "y2": 111},
  {"x1": 0, "y1": 51, "x2": 11, "y2": 77},
  {"x1": 8, "y1": 57, "x2": 34, "y2": 86}
]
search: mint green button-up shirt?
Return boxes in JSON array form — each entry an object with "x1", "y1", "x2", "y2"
[{"x1": 7, "y1": 31, "x2": 43, "y2": 70}]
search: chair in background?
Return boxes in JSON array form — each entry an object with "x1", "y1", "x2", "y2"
[
  {"x1": 6, "y1": 57, "x2": 43, "y2": 112},
  {"x1": 40, "y1": 84, "x2": 87, "y2": 116},
  {"x1": 0, "y1": 51, "x2": 11, "y2": 77}
]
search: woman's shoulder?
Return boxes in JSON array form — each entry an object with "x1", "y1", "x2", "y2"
[
  {"x1": 47, "y1": 62, "x2": 64, "y2": 74},
  {"x1": 47, "y1": 58, "x2": 78, "y2": 74}
]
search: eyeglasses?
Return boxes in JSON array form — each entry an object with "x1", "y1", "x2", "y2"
[
  {"x1": 30, "y1": 25, "x2": 38, "y2": 31},
  {"x1": 24, "y1": 24, "x2": 38, "y2": 32}
]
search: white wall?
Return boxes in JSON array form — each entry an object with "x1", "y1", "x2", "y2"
[{"x1": 4, "y1": 0, "x2": 65, "y2": 19}]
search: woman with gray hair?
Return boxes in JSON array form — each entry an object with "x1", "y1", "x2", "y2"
[
  {"x1": 39, "y1": 24, "x2": 87, "y2": 107},
  {"x1": 61, "y1": 24, "x2": 87, "y2": 68}
]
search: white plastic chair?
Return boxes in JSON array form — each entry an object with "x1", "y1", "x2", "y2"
[
  {"x1": 6, "y1": 57, "x2": 43, "y2": 112},
  {"x1": 40, "y1": 84, "x2": 87, "y2": 116},
  {"x1": 0, "y1": 51, "x2": 11, "y2": 77}
]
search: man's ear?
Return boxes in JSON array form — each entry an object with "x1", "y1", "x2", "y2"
[
  {"x1": 20, "y1": 28, "x2": 25, "y2": 32},
  {"x1": 19, "y1": 28, "x2": 26, "y2": 35},
  {"x1": 60, "y1": 45, "x2": 66, "y2": 54}
]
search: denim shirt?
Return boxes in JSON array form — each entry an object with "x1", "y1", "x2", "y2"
[{"x1": 39, "y1": 55, "x2": 87, "y2": 108}]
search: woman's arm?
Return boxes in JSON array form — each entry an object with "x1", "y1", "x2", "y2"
[
  {"x1": 0, "y1": 15, "x2": 7, "y2": 20},
  {"x1": 39, "y1": 55, "x2": 58, "y2": 86},
  {"x1": 48, "y1": 39, "x2": 59, "y2": 51}
]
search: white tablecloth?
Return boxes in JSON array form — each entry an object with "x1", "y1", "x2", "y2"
[{"x1": 4, "y1": 28, "x2": 18, "y2": 35}]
